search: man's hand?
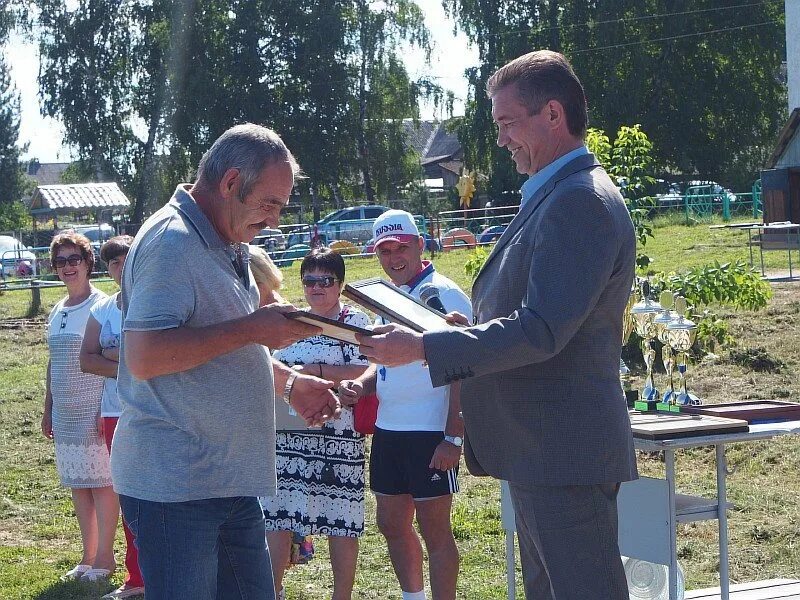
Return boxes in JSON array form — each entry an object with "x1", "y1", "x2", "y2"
[
  {"x1": 445, "y1": 311, "x2": 470, "y2": 327},
  {"x1": 289, "y1": 374, "x2": 341, "y2": 427},
  {"x1": 41, "y1": 411, "x2": 53, "y2": 439},
  {"x1": 429, "y1": 440, "x2": 461, "y2": 471},
  {"x1": 338, "y1": 379, "x2": 363, "y2": 407},
  {"x1": 250, "y1": 304, "x2": 321, "y2": 349},
  {"x1": 357, "y1": 324, "x2": 425, "y2": 367}
]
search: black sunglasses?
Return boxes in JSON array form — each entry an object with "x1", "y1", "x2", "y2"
[
  {"x1": 54, "y1": 254, "x2": 84, "y2": 268},
  {"x1": 301, "y1": 275, "x2": 339, "y2": 288}
]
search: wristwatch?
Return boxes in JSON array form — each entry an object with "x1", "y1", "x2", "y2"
[{"x1": 444, "y1": 435, "x2": 463, "y2": 447}]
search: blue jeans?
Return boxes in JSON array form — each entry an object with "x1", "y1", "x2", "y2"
[{"x1": 120, "y1": 495, "x2": 275, "y2": 600}]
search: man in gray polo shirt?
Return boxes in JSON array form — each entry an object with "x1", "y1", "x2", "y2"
[{"x1": 112, "y1": 124, "x2": 339, "y2": 600}]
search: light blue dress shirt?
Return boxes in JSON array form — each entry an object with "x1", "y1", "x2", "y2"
[{"x1": 520, "y1": 145, "x2": 590, "y2": 207}]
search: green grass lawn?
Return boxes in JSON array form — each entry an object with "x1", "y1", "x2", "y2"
[{"x1": 1, "y1": 224, "x2": 799, "y2": 599}]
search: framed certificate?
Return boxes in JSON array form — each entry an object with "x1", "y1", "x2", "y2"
[
  {"x1": 284, "y1": 311, "x2": 374, "y2": 345},
  {"x1": 343, "y1": 277, "x2": 451, "y2": 332}
]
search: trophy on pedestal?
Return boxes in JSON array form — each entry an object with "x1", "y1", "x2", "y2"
[
  {"x1": 654, "y1": 291, "x2": 679, "y2": 412},
  {"x1": 630, "y1": 280, "x2": 662, "y2": 411},
  {"x1": 621, "y1": 284, "x2": 638, "y2": 406},
  {"x1": 665, "y1": 296, "x2": 701, "y2": 406}
]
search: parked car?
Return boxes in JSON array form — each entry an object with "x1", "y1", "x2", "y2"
[
  {"x1": 316, "y1": 205, "x2": 390, "y2": 244},
  {"x1": 68, "y1": 223, "x2": 116, "y2": 243},
  {"x1": 252, "y1": 228, "x2": 287, "y2": 253},
  {"x1": 0, "y1": 235, "x2": 37, "y2": 278},
  {"x1": 656, "y1": 181, "x2": 737, "y2": 209}
]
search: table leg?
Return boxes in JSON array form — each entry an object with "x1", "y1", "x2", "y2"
[
  {"x1": 759, "y1": 228, "x2": 766, "y2": 277},
  {"x1": 665, "y1": 449, "x2": 678, "y2": 600},
  {"x1": 748, "y1": 229, "x2": 754, "y2": 269},
  {"x1": 716, "y1": 444, "x2": 731, "y2": 600},
  {"x1": 788, "y1": 230, "x2": 794, "y2": 280},
  {"x1": 506, "y1": 530, "x2": 516, "y2": 600}
]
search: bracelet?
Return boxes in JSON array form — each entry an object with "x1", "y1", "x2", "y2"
[{"x1": 283, "y1": 371, "x2": 298, "y2": 406}]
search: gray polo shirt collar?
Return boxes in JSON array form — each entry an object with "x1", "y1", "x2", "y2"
[{"x1": 169, "y1": 184, "x2": 228, "y2": 250}]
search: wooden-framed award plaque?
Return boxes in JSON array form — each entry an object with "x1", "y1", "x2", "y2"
[
  {"x1": 343, "y1": 278, "x2": 451, "y2": 332},
  {"x1": 680, "y1": 400, "x2": 800, "y2": 423},
  {"x1": 284, "y1": 311, "x2": 374, "y2": 345}
]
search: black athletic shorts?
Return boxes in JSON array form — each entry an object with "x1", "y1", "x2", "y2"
[{"x1": 369, "y1": 427, "x2": 459, "y2": 499}]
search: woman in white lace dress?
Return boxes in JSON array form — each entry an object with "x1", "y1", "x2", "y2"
[
  {"x1": 261, "y1": 248, "x2": 370, "y2": 600},
  {"x1": 41, "y1": 232, "x2": 117, "y2": 583}
]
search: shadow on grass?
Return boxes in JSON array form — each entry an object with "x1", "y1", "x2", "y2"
[{"x1": 34, "y1": 578, "x2": 112, "y2": 600}]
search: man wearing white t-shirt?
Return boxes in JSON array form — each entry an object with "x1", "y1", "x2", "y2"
[{"x1": 340, "y1": 210, "x2": 471, "y2": 600}]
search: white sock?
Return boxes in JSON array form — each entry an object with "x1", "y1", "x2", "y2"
[{"x1": 402, "y1": 591, "x2": 427, "y2": 600}]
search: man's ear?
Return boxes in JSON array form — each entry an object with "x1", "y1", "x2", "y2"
[
  {"x1": 418, "y1": 236, "x2": 425, "y2": 252},
  {"x1": 219, "y1": 168, "x2": 241, "y2": 200},
  {"x1": 547, "y1": 99, "x2": 566, "y2": 129}
]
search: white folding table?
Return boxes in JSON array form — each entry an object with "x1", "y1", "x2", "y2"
[{"x1": 501, "y1": 420, "x2": 800, "y2": 600}]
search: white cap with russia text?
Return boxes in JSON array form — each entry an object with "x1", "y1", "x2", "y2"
[{"x1": 372, "y1": 209, "x2": 420, "y2": 247}]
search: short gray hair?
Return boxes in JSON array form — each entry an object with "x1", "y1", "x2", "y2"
[{"x1": 196, "y1": 123, "x2": 301, "y2": 198}]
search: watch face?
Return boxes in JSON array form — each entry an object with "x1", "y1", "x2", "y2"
[{"x1": 446, "y1": 435, "x2": 463, "y2": 447}]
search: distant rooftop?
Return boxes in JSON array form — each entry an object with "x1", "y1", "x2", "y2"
[
  {"x1": 29, "y1": 183, "x2": 131, "y2": 215},
  {"x1": 403, "y1": 120, "x2": 461, "y2": 163},
  {"x1": 25, "y1": 160, "x2": 71, "y2": 186}
]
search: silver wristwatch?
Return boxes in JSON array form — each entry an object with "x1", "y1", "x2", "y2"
[{"x1": 444, "y1": 435, "x2": 463, "y2": 447}]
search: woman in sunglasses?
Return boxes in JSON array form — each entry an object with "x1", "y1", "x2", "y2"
[
  {"x1": 263, "y1": 248, "x2": 370, "y2": 600},
  {"x1": 42, "y1": 232, "x2": 117, "y2": 583}
]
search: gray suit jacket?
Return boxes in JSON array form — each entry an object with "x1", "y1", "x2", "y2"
[{"x1": 424, "y1": 153, "x2": 638, "y2": 487}]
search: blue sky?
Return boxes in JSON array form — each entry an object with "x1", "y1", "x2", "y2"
[{"x1": 5, "y1": 0, "x2": 478, "y2": 163}]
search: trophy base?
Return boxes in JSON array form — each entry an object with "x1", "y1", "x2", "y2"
[
  {"x1": 634, "y1": 399, "x2": 658, "y2": 412},
  {"x1": 656, "y1": 402, "x2": 682, "y2": 413},
  {"x1": 625, "y1": 390, "x2": 639, "y2": 408}
]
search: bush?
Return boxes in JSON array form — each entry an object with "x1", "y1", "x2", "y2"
[
  {"x1": 464, "y1": 245, "x2": 490, "y2": 280},
  {"x1": 652, "y1": 260, "x2": 771, "y2": 311}
]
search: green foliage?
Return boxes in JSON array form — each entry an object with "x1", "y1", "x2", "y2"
[
  {"x1": 587, "y1": 124, "x2": 655, "y2": 269},
  {"x1": 34, "y1": 0, "x2": 439, "y2": 221},
  {"x1": 694, "y1": 310, "x2": 734, "y2": 353},
  {"x1": 444, "y1": 0, "x2": 785, "y2": 192},
  {"x1": 585, "y1": 128, "x2": 611, "y2": 166},
  {"x1": 652, "y1": 260, "x2": 772, "y2": 312},
  {"x1": 464, "y1": 245, "x2": 491, "y2": 280},
  {"x1": 0, "y1": 199, "x2": 31, "y2": 231},
  {"x1": 0, "y1": 37, "x2": 26, "y2": 207}
]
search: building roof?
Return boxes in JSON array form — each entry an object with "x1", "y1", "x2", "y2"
[
  {"x1": 402, "y1": 120, "x2": 461, "y2": 163},
  {"x1": 25, "y1": 161, "x2": 71, "y2": 186},
  {"x1": 29, "y1": 183, "x2": 131, "y2": 215},
  {"x1": 767, "y1": 108, "x2": 800, "y2": 168}
]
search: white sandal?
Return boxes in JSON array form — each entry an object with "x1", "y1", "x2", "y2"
[
  {"x1": 102, "y1": 585, "x2": 146, "y2": 598},
  {"x1": 80, "y1": 567, "x2": 112, "y2": 583},
  {"x1": 60, "y1": 564, "x2": 92, "y2": 581}
]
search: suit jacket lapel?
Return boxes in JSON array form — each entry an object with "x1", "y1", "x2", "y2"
[{"x1": 473, "y1": 153, "x2": 601, "y2": 289}]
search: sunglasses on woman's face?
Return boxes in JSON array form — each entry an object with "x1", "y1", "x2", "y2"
[
  {"x1": 54, "y1": 254, "x2": 84, "y2": 269},
  {"x1": 301, "y1": 275, "x2": 338, "y2": 288}
]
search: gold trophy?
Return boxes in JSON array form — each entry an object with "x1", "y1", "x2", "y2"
[
  {"x1": 630, "y1": 280, "x2": 662, "y2": 411},
  {"x1": 653, "y1": 291, "x2": 678, "y2": 411},
  {"x1": 620, "y1": 284, "x2": 638, "y2": 405},
  {"x1": 665, "y1": 296, "x2": 701, "y2": 406}
]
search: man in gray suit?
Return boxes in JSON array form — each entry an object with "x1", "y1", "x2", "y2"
[{"x1": 358, "y1": 50, "x2": 637, "y2": 599}]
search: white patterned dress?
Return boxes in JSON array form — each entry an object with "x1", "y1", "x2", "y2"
[
  {"x1": 262, "y1": 305, "x2": 370, "y2": 537},
  {"x1": 48, "y1": 288, "x2": 111, "y2": 488}
]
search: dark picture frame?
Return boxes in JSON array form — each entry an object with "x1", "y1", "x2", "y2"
[{"x1": 343, "y1": 278, "x2": 451, "y2": 332}]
